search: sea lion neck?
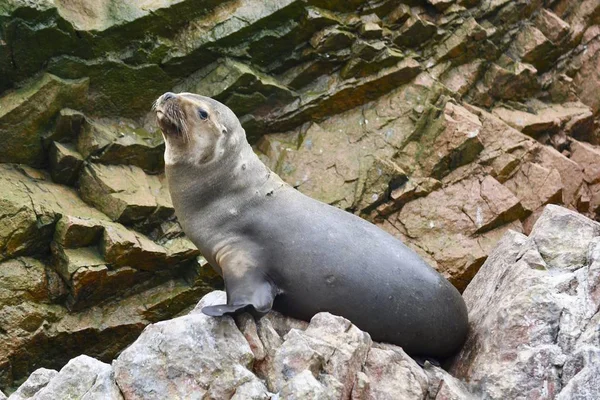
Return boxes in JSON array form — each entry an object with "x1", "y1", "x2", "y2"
[{"x1": 165, "y1": 140, "x2": 278, "y2": 219}]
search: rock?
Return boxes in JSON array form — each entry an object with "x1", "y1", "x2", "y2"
[
  {"x1": 261, "y1": 57, "x2": 422, "y2": 135},
  {"x1": 435, "y1": 17, "x2": 486, "y2": 63},
  {"x1": 45, "y1": 108, "x2": 86, "y2": 146},
  {"x1": 375, "y1": 177, "x2": 441, "y2": 217},
  {"x1": 48, "y1": 57, "x2": 174, "y2": 118},
  {"x1": 0, "y1": 74, "x2": 88, "y2": 167},
  {"x1": 492, "y1": 103, "x2": 593, "y2": 140},
  {"x1": 424, "y1": 363, "x2": 477, "y2": 400},
  {"x1": 503, "y1": 162, "x2": 562, "y2": 213},
  {"x1": 359, "y1": 21, "x2": 383, "y2": 40},
  {"x1": 53, "y1": 216, "x2": 104, "y2": 249},
  {"x1": 392, "y1": 176, "x2": 524, "y2": 289},
  {"x1": 571, "y1": 31, "x2": 600, "y2": 123},
  {"x1": 310, "y1": 26, "x2": 356, "y2": 53},
  {"x1": 0, "y1": 164, "x2": 108, "y2": 260},
  {"x1": 509, "y1": 24, "x2": 555, "y2": 72},
  {"x1": 428, "y1": 0, "x2": 455, "y2": 12},
  {"x1": 101, "y1": 222, "x2": 167, "y2": 271},
  {"x1": 534, "y1": 9, "x2": 571, "y2": 44},
  {"x1": 103, "y1": 290, "x2": 474, "y2": 400},
  {"x1": 353, "y1": 344, "x2": 428, "y2": 400},
  {"x1": 114, "y1": 291, "x2": 255, "y2": 400},
  {"x1": 48, "y1": 142, "x2": 84, "y2": 186},
  {"x1": 394, "y1": 16, "x2": 437, "y2": 47},
  {"x1": 76, "y1": 118, "x2": 165, "y2": 174},
  {"x1": 31, "y1": 355, "x2": 122, "y2": 400},
  {"x1": 266, "y1": 313, "x2": 371, "y2": 397},
  {"x1": 569, "y1": 139, "x2": 600, "y2": 184},
  {"x1": 483, "y1": 61, "x2": 539, "y2": 102},
  {"x1": 440, "y1": 60, "x2": 484, "y2": 96},
  {"x1": 404, "y1": 101, "x2": 484, "y2": 180},
  {"x1": 175, "y1": 58, "x2": 295, "y2": 127},
  {"x1": 341, "y1": 48, "x2": 404, "y2": 80},
  {"x1": 79, "y1": 163, "x2": 158, "y2": 224},
  {"x1": 230, "y1": 379, "x2": 270, "y2": 400},
  {"x1": 6, "y1": 368, "x2": 57, "y2": 400},
  {"x1": 451, "y1": 205, "x2": 600, "y2": 399},
  {"x1": 534, "y1": 145, "x2": 585, "y2": 208}
]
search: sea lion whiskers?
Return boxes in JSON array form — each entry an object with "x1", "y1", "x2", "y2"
[{"x1": 163, "y1": 100, "x2": 190, "y2": 142}]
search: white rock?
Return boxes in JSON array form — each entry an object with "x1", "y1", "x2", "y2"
[
  {"x1": 114, "y1": 291, "x2": 255, "y2": 400},
  {"x1": 33, "y1": 356, "x2": 120, "y2": 400},
  {"x1": 267, "y1": 312, "x2": 372, "y2": 398},
  {"x1": 8, "y1": 368, "x2": 57, "y2": 400},
  {"x1": 354, "y1": 344, "x2": 428, "y2": 400},
  {"x1": 451, "y1": 205, "x2": 600, "y2": 399}
]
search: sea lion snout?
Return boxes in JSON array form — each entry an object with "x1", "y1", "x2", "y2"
[
  {"x1": 154, "y1": 93, "x2": 186, "y2": 137},
  {"x1": 162, "y1": 92, "x2": 176, "y2": 101}
]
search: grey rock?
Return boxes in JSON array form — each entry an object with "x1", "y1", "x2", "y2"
[
  {"x1": 451, "y1": 205, "x2": 600, "y2": 399},
  {"x1": 7, "y1": 368, "x2": 57, "y2": 400},
  {"x1": 267, "y1": 312, "x2": 372, "y2": 397},
  {"x1": 525, "y1": 204, "x2": 600, "y2": 270},
  {"x1": 557, "y1": 346, "x2": 600, "y2": 400},
  {"x1": 114, "y1": 290, "x2": 255, "y2": 400},
  {"x1": 48, "y1": 142, "x2": 84, "y2": 186},
  {"x1": 80, "y1": 368, "x2": 123, "y2": 400},
  {"x1": 230, "y1": 379, "x2": 270, "y2": 400},
  {"x1": 278, "y1": 370, "x2": 339, "y2": 400},
  {"x1": 424, "y1": 363, "x2": 476, "y2": 400},
  {"x1": 355, "y1": 344, "x2": 428, "y2": 400},
  {"x1": 33, "y1": 355, "x2": 121, "y2": 400}
]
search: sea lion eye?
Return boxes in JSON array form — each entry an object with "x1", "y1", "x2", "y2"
[{"x1": 198, "y1": 109, "x2": 209, "y2": 120}]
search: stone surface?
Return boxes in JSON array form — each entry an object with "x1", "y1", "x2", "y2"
[
  {"x1": 5, "y1": 368, "x2": 57, "y2": 400},
  {"x1": 0, "y1": 74, "x2": 88, "y2": 166},
  {"x1": 32, "y1": 355, "x2": 121, "y2": 400},
  {"x1": 109, "y1": 291, "x2": 469, "y2": 399},
  {"x1": 79, "y1": 163, "x2": 160, "y2": 225},
  {"x1": 76, "y1": 118, "x2": 165, "y2": 174},
  {"x1": 113, "y1": 291, "x2": 256, "y2": 400},
  {"x1": 48, "y1": 142, "x2": 84, "y2": 186},
  {"x1": 451, "y1": 205, "x2": 600, "y2": 399}
]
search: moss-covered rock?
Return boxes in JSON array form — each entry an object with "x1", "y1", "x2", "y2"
[{"x1": 0, "y1": 74, "x2": 88, "y2": 166}]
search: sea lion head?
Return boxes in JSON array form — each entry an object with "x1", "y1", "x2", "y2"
[{"x1": 153, "y1": 92, "x2": 244, "y2": 166}]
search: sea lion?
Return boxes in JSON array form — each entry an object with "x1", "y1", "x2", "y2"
[{"x1": 154, "y1": 91, "x2": 468, "y2": 357}]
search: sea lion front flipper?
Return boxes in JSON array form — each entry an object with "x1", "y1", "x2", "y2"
[{"x1": 202, "y1": 264, "x2": 277, "y2": 318}]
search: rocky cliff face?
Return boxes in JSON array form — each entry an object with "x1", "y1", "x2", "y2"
[
  {"x1": 5, "y1": 204, "x2": 600, "y2": 399},
  {"x1": 1, "y1": 0, "x2": 600, "y2": 393}
]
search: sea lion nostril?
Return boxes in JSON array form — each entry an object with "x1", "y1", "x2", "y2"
[{"x1": 163, "y1": 92, "x2": 176, "y2": 101}]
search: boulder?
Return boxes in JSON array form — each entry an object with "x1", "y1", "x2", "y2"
[
  {"x1": 113, "y1": 291, "x2": 257, "y2": 400},
  {"x1": 24, "y1": 356, "x2": 122, "y2": 400},
  {"x1": 108, "y1": 290, "x2": 477, "y2": 400},
  {"x1": 451, "y1": 205, "x2": 600, "y2": 399},
  {"x1": 5, "y1": 368, "x2": 57, "y2": 400}
]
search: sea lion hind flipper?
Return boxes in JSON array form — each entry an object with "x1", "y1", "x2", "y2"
[
  {"x1": 202, "y1": 304, "x2": 251, "y2": 316},
  {"x1": 202, "y1": 274, "x2": 277, "y2": 318}
]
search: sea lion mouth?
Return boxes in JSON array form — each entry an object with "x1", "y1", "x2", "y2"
[
  {"x1": 156, "y1": 110, "x2": 183, "y2": 137},
  {"x1": 153, "y1": 93, "x2": 188, "y2": 139}
]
